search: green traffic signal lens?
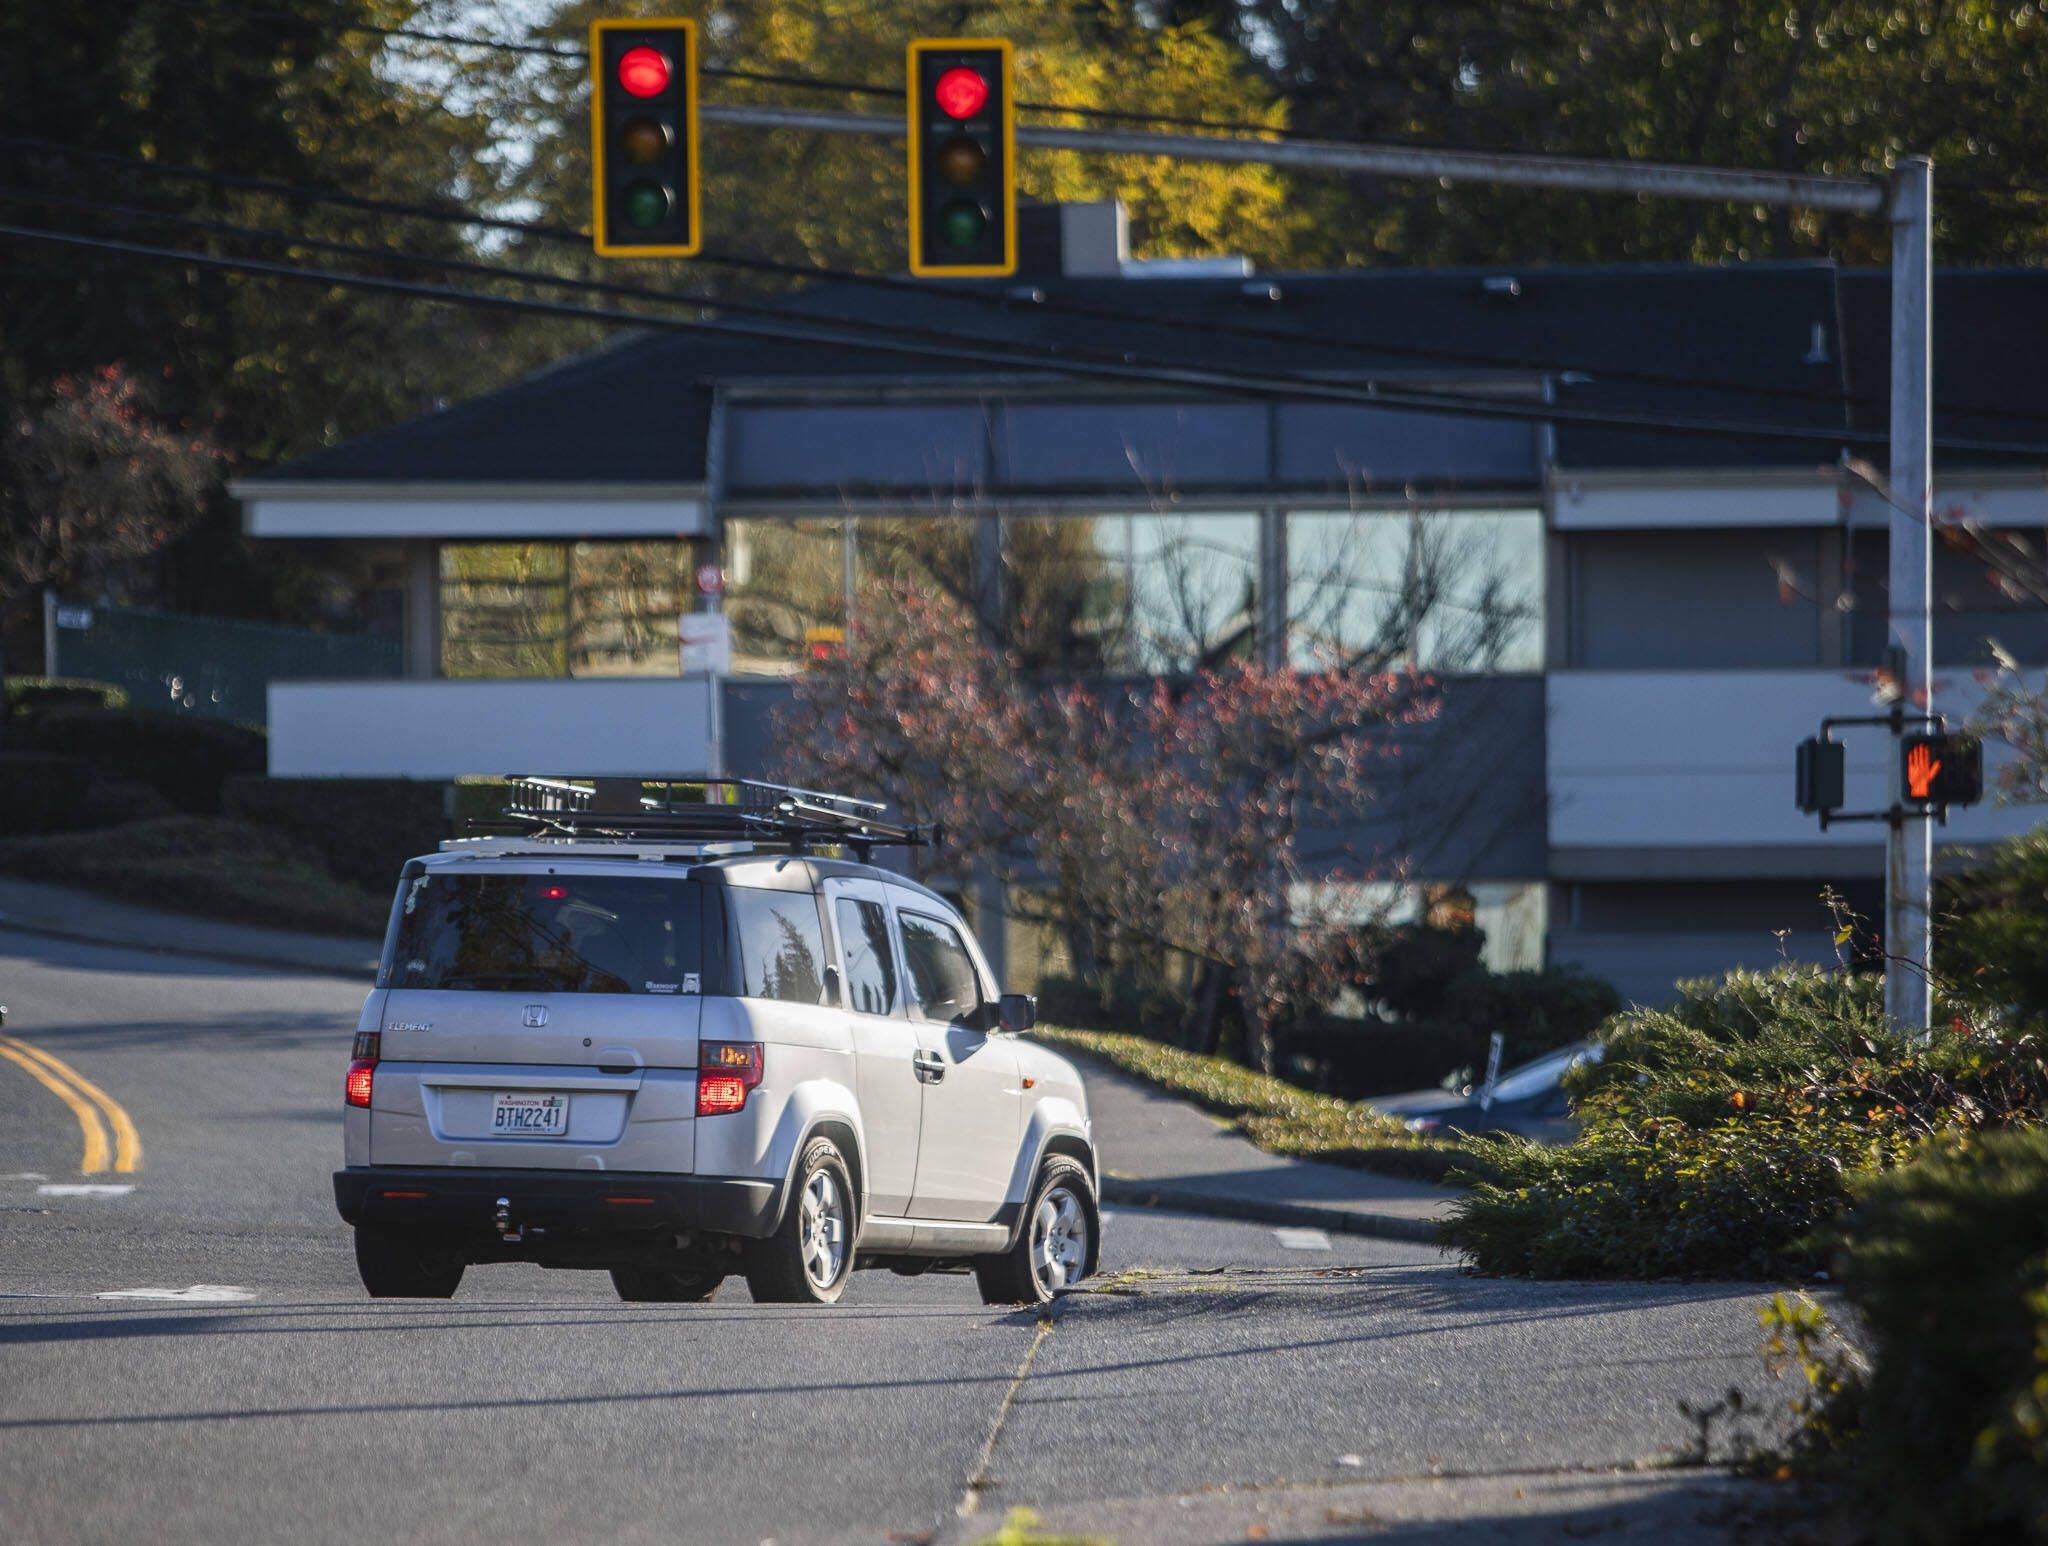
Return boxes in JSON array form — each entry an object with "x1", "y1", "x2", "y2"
[
  {"x1": 936, "y1": 134, "x2": 986, "y2": 186},
  {"x1": 938, "y1": 198, "x2": 987, "y2": 248},
  {"x1": 623, "y1": 180, "x2": 672, "y2": 229},
  {"x1": 619, "y1": 117, "x2": 671, "y2": 166}
]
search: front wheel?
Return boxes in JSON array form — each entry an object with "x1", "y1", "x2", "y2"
[
  {"x1": 976, "y1": 1158, "x2": 1098, "y2": 1306},
  {"x1": 743, "y1": 1137, "x2": 856, "y2": 1304},
  {"x1": 354, "y1": 1224, "x2": 464, "y2": 1299}
]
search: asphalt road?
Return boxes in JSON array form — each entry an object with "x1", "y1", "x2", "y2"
[{"x1": 0, "y1": 931, "x2": 1800, "y2": 1545}]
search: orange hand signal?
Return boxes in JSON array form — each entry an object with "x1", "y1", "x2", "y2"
[{"x1": 1907, "y1": 741, "x2": 1942, "y2": 800}]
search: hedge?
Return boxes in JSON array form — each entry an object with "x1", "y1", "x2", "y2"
[
  {"x1": 220, "y1": 776, "x2": 450, "y2": 895},
  {"x1": 20, "y1": 708, "x2": 264, "y2": 814},
  {"x1": 3, "y1": 677, "x2": 129, "y2": 721}
]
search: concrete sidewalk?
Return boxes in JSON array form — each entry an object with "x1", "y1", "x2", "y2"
[
  {"x1": 1073, "y1": 1051, "x2": 1457, "y2": 1244},
  {"x1": 0, "y1": 876, "x2": 382, "y2": 978}
]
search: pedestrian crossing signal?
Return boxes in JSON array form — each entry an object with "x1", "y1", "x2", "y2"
[{"x1": 1901, "y1": 732, "x2": 1983, "y2": 810}]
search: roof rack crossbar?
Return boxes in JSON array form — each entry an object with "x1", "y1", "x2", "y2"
[{"x1": 477, "y1": 776, "x2": 933, "y2": 858}]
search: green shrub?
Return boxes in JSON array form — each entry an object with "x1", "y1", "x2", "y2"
[
  {"x1": 1942, "y1": 826, "x2": 2048, "y2": 1032},
  {"x1": 21, "y1": 708, "x2": 264, "y2": 814},
  {"x1": 0, "y1": 753, "x2": 94, "y2": 835},
  {"x1": 0, "y1": 753, "x2": 175, "y2": 836},
  {"x1": 1441, "y1": 965, "x2": 2048, "y2": 1279},
  {"x1": 1573, "y1": 965, "x2": 2048, "y2": 1134},
  {"x1": 1767, "y1": 1129, "x2": 2048, "y2": 1544},
  {"x1": 3, "y1": 677, "x2": 129, "y2": 721},
  {"x1": 0, "y1": 815, "x2": 388, "y2": 935},
  {"x1": 221, "y1": 776, "x2": 448, "y2": 894},
  {"x1": 1444, "y1": 1116, "x2": 1911, "y2": 1279}
]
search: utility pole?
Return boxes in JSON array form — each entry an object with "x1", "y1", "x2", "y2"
[{"x1": 1887, "y1": 157, "x2": 1935, "y2": 1029}]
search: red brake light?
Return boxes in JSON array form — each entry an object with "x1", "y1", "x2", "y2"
[
  {"x1": 697, "y1": 1042, "x2": 763, "y2": 1116},
  {"x1": 346, "y1": 1031, "x2": 380, "y2": 1107},
  {"x1": 934, "y1": 66, "x2": 989, "y2": 120},
  {"x1": 618, "y1": 45, "x2": 671, "y2": 98},
  {"x1": 537, "y1": 884, "x2": 568, "y2": 900}
]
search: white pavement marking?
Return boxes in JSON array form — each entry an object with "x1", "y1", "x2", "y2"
[
  {"x1": 1273, "y1": 1227, "x2": 1332, "y2": 1251},
  {"x1": 1, "y1": 1172, "x2": 49, "y2": 1182},
  {"x1": 97, "y1": 1285, "x2": 257, "y2": 1302},
  {"x1": 37, "y1": 1183, "x2": 134, "y2": 1197}
]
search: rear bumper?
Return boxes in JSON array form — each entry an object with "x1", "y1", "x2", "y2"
[{"x1": 334, "y1": 1166, "x2": 782, "y2": 1238}]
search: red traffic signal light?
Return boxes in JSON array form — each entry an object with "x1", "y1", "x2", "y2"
[
  {"x1": 591, "y1": 19, "x2": 699, "y2": 258},
  {"x1": 907, "y1": 39, "x2": 1016, "y2": 277},
  {"x1": 1901, "y1": 732, "x2": 1984, "y2": 810}
]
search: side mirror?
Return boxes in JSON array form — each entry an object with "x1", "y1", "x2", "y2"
[
  {"x1": 821, "y1": 963, "x2": 843, "y2": 1009},
  {"x1": 997, "y1": 992, "x2": 1036, "y2": 1035}
]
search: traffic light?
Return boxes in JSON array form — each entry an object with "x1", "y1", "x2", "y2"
[
  {"x1": 906, "y1": 39, "x2": 1016, "y2": 277},
  {"x1": 1796, "y1": 737, "x2": 1844, "y2": 815},
  {"x1": 590, "y1": 18, "x2": 699, "y2": 258},
  {"x1": 1901, "y1": 732, "x2": 1984, "y2": 810}
]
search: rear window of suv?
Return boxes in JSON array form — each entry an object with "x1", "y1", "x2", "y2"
[{"x1": 381, "y1": 874, "x2": 705, "y2": 994}]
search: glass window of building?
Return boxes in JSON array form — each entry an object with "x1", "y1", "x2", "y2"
[
  {"x1": 1002, "y1": 512, "x2": 1258, "y2": 675},
  {"x1": 723, "y1": 519, "x2": 847, "y2": 676},
  {"x1": 1288, "y1": 509, "x2": 1543, "y2": 673},
  {"x1": 569, "y1": 542, "x2": 693, "y2": 677},
  {"x1": 440, "y1": 543, "x2": 569, "y2": 678}
]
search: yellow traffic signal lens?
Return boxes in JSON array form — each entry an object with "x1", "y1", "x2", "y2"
[
  {"x1": 939, "y1": 199, "x2": 987, "y2": 248},
  {"x1": 619, "y1": 117, "x2": 671, "y2": 165},
  {"x1": 623, "y1": 181, "x2": 672, "y2": 229},
  {"x1": 936, "y1": 135, "x2": 985, "y2": 185}
]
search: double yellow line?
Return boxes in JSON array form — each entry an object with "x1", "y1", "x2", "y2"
[{"x1": 0, "y1": 1032, "x2": 142, "y2": 1174}]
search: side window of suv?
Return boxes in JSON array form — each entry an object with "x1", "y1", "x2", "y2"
[
  {"x1": 728, "y1": 886, "x2": 827, "y2": 1005},
  {"x1": 836, "y1": 898, "x2": 898, "y2": 1015},
  {"x1": 899, "y1": 911, "x2": 985, "y2": 1028}
]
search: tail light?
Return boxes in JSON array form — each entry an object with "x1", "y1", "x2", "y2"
[
  {"x1": 697, "y1": 1041, "x2": 763, "y2": 1116},
  {"x1": 346, "y1": 1031, "x2": 379, "y2": 1109}
]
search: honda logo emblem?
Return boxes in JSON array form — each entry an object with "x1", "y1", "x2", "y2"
[{"x1": 523, "y1": 1005, "x2": 550, "y2": 1028}]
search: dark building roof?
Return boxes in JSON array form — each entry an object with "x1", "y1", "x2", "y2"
[{"x1": 245, "y1": 261, "x2": 2048, "y2": 488}]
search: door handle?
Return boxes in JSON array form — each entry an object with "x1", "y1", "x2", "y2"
[{"x1": 912, "y1": 1051, "x2": 946, "y2": 1082}]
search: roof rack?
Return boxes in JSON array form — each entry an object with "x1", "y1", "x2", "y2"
[{"x1": 458, "y1": 776, "x2": 937, "y2": 863}]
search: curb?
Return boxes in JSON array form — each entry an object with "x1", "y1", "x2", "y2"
[
  {"x1": 0, "y1": 914, "x2": 379, "y2": 981},
  {"x1": 1099, "y1": 1178, "x2": 1447, "y2": 1245}
]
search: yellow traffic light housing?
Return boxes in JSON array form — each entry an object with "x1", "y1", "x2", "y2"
[
  {"x1": 591, "y1": 18, "x2": 700, "y2": 258},
  {"x1": 906, "y1": 38, "x2": 1016, "y2": 277}
]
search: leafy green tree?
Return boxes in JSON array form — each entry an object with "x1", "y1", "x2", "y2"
[
  {"x1": 1158, "y1": 0, "x2": 2048, "y2": 264},
  {"x1": 0, "y1": 366, "x2": 227, "y2": 670}
]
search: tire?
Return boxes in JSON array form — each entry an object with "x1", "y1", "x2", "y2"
[
  {"x1": 976, "y1": 1158, "x2": 1097, "y2": 1306},
  {"x1": 354, "y1": 1224, "x2": 464, "y2": 1299},
  {"x1": 610, "y1": 1265, "x2": 725, "y2": 1303},
  {"x1": 743, "y1": 1136, "x2": 857, "y2": 1305}
]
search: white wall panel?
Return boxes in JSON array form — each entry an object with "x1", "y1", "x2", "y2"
[
  {"x1": 1549, "y1": 669, "x2": 2041, "y2": 851},
  {"x1": 268, "y1": 679, "x2": 714, "y2": 778},
  {"x1": 1551, "y1": 476, "x2": 1843, "y2": 531}
]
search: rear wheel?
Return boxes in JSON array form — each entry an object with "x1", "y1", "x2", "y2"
[
  {"x1": 744, "y1": 1137, "x2": 855, "y2": 1305},
  {"x1": 354, "y1": 1224, "x2": 464, "y2": 1299},
  {"x1": 610, "y1": 1265, "x2": 724, "y2": 1303},
  {"x1": 976, "y1": 1158, "x2": 1096, "y2": 1306}
]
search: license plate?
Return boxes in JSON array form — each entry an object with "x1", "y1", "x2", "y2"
[{"x1": 491, "y1": 1092, "x2": 569, "y2": 1136}]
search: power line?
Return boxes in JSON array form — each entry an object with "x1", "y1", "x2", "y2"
[
  {"x1": 16, "y1": 133, "x2": 2048, "y2": 432},
  {"x1": 8, "y1": 212, "x2": 2048, "y2": 457}
]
